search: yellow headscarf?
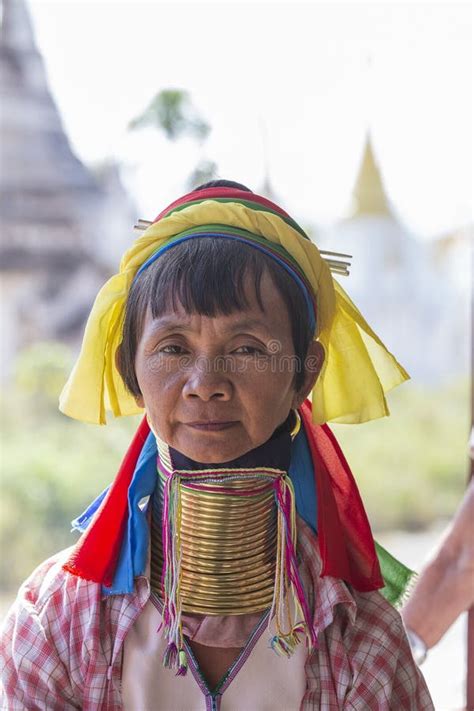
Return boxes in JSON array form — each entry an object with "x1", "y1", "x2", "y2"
[{"x1": 59, "y1": 197, "x2": 409, "y2": 425}]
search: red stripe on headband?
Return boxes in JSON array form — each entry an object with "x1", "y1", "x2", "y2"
[{"x1": 153, "y1": 187, "x2": 292, "y2": 223}]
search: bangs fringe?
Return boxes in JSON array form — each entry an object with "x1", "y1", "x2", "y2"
[{"x1": 149, "y1": 240, "x2": 266, "y2": 319}]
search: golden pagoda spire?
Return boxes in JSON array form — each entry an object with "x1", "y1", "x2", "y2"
[{"x1": 347, "y1": 134, "x2": 392, "y2": 218}]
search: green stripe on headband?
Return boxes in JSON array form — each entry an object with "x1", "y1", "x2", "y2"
[
  {"x1": 160, "y1": 197, "x2": 310, "y2": 240},
  {"x1": 146, "y1": 223, "x2": 312, "y2": 287}
]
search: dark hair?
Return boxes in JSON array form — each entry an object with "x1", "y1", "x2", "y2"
[
  {"x1": 193, "y1": 179, "x2": 252, "y2": 192},
  {"x1": 118, "y1": 180, "x2": 313, "y2": 395}
]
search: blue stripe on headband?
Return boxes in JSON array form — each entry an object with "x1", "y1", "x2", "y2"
[{"x1": 136, "y1": 231, "x2": 316, "y2": 332}]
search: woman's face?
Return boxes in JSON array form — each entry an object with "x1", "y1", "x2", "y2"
[{"x1": 134, "y1": 270, "x2": 323, "y2": 463}]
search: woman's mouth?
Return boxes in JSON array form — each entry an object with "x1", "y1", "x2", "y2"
[{"x1": 186, "y1": 421, "x2": 238, "y2": 431}]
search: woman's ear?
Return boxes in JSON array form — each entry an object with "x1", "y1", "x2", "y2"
[
  {"x1": 115, "y1": 345, "x2": 145, "y2": 408},
  {"x1": 135, "y1": 394, "x2": 145, "y2": 408},
  {"x1": 291, "y1": 340, "x2": 325, "y2": 409}
]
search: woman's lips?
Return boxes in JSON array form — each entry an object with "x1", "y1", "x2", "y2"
[{"x1": 186, "y1": 421, "x2": 238, "y2": 431}]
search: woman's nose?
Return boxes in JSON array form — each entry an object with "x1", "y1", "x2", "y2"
[{"x1": 182, "y1": 356, "x2": 232, "y2": 401}]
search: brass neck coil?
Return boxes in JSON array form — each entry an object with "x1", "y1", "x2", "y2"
[{"x1": 150, "y1": 465, "x2": 284, "y2": 616}]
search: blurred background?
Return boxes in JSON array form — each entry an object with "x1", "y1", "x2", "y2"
[{"x1": 0, "y1": 0, "x2": 472, "y2": 707}]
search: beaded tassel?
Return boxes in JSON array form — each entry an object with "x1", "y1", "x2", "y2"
[
  {"x1": 269, "y1": 476, "x2": 318, "y2": 656},
  {"x1": 161, "y1": 472, "x2": 188, "y2": 675}
]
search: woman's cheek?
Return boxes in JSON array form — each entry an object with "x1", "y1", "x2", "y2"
[{"x1": 248, "y1": 355, "x2": 294, "y2": 387}]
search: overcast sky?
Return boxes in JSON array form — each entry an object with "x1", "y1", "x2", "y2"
[{"x1": 28, "y1": 0, "x2": 472, "y2": 237}]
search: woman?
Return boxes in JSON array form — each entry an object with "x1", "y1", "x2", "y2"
[{"x1": 0, "y1": 180, "x2": 433, "y2": 709}]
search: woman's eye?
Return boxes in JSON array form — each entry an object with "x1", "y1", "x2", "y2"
[
  {"x1": 233, "y1": 345, "x2": 264, "y2": 355},
  {"x1": 159, "y1": 344, "x2": 186, "y2": 354}
]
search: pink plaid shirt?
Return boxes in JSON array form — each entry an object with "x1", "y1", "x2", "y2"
[{"x1": 0, "y1": 520, "x2": 433, "y2": 710}]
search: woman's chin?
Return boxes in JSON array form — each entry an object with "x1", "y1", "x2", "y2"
[
  {"x1": 174, "y1": 432, "x2": 252, "y2": 465},
  {"x1": 162, "y1": 422, "x2": 238, "y2": 463},
  {"x1": 180, "y1": 446, "x2": 247, "y2": 465}
]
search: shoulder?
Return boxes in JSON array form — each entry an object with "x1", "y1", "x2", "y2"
[
  {"x1": 330, "y1": 587, "x2": 434, "y2": 709},
  {"x1": 11, "y1": 546, "x2": 103, "y2": 619},
  {"x1": 0, "y1": 549, "x2": 106, "y2": 710},
  {"x1": 341, "y1": 587, "x2": 412, "y2": 679},
  {"x1": 350, "y1": 586, "x2": 406, "y2": 642},
  {"x1": 1, "y1": 547, "x2": 105, "y2": 668},
  {"x1": 341, "y1": 589, "x2": 434, "y2": 708}
]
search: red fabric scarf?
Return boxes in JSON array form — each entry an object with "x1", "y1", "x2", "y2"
[
  {"x1": 153, "y1": 186, "x2": 293, "y2": 222},
  {"x1": 301, "y1": 401, "x2": 383, "y2": 590},
  {"x1": 63, "y1": 402, "x2": 382, "y2": 591}
]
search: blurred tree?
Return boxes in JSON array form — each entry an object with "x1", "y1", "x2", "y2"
[
  {"x1": 14, "y1": 342, "x2": 73, "y2": 412},
  {"x1": 129, "y1": 89, "x2": 210, "y2": 141}
]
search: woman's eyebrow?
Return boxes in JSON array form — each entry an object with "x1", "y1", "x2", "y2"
[
  {"x1": 146, "y1": 320, "x2": 191, "y2": 334},
  {"x1": 224, "y1": 318, "x2": 271, "y2": 335},
  {"x1": 146, "y1": 316, "x2": 272, "y2": 336}
]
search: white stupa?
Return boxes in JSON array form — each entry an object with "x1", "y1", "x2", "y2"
[
  {"x1": 325, "y1": 134, "x2": 463, "y2": 384},
  {"x1": 0, "y1": 0, "x2": 136, "y2": 376}
]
